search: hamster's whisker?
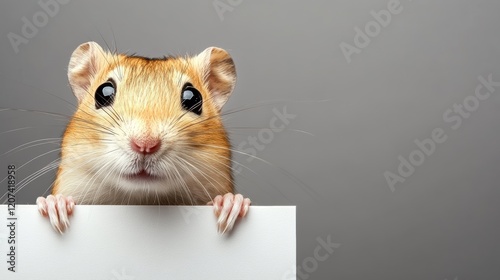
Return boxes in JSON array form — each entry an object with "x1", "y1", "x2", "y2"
[
  {"x1": 220, "y1": 98, "x2": 331, "y2": 116},
  {"x1": 100, "y1": 105, "x2": 126, "y2": 134},
  {"x1": 165, "y1": 157, "x2": 185, "y2": 204},
  {"x1": 127, "y1": 186, "x2": 134, "y2": 205},
  {"x1": 229, "y1": 127, "x2": 315, "y2": 137},
  {"x1": 2, "y1": 138, "x2": 61, "y2": 156},
  {"x1": 218, "y1": 100, "x2": 301, "y2": 119},
  {"x1": 80, "y1": 88, "x2": 122, "y2": 131},
  {"x1": 167, "y1": 157, "x2": 195, "y2": 205},
  {"x1": 119, "y1": 182, "x2": 130, "y2": 205},
  {"x1": 1, "y1": 162, "x2": 60, "y2": 204},
  {"x1": 93, "y1": 88, "x2": 124, "y2": 125},
  {"x1": 173, "y1": 79, "x2": 234, "y2": 128},
  {"x1": 79, "y1": 161, "x2": 110, "y2": 205},
  {"x1": 192, "y1": 143, "x2": 321, "y2": 201},
  {"x1": 185, "y1": 148, "x2": 288, "y2": 200},
  {"x1": 0, "y1": 125, "x2": 65, "y2": 136},
  {"x1": 176, "y1": 114, "x2": 219, "y2": 133},
  {"x1": 52, "y1": 148, "x2": 119, "y2": 196},
  {"x1": 2, "y1": 148, "x2": 108, "y2": 197},
  {"x1": 117, "y1": 160, "x2": 132, "y2": 205},
  {"x1": 175, "y1": 61, "x2": 191, "y2": 91},
  {"x1": 77, "y1": 149, "x2": 122, "y2": 204},
  {"x1": 184, "y1": 127, "x2": 316, "y2": 144},
  {"x1": 89, "y1": 149, "x2": 122, "y2": 203},
  {"x1": 154, "y1": 189, "x2": 161, "y2": 207},
  {"x1": 67, "y1": 82, "x2": 124, "y2": 126},
  {"x1": 171, "y1": 102, "x2": 197, "y2": 128},
  {"x1": 0, "y1": 150, "x2": 61, "y2": 202},
  {"x1": 97, "y1": 28, "x2": 124, "y2": 82},
  {"x1": 67, "y1": 122, "x2": 117, "y2": 136},
  {"x1": 68, "y1": 127, "x2": 114, "y2": 137},
  {"x1": 69, "y1": 114, "x2": 118, "y2": 133},
  {"x1": 172, "y1": 70, "x2": 263, "y2": 134},
  {"x1": 67, "y1": 138, "x2": 115, "y2": 144},
  {"x1": 179, "y1": 153, "x2": 231, "y2": 187},
  {"x1": 92, "y1": 154, "x2": 124, "y2": 204},
  {"x1": 0, "y1": 107, "x2": 73, "y2": 120},
  {"x1": 174, "y1": 155, "x2": 221, "y2": 203},
  {"x1": 1, "y1": 75, "x2": 78, "y2": 112},
  {"x1": 185, "y1": 127, "x2": 311, "y2": 138},
  {"x1": 41, "y1": 178, "x2": 56, "y2": 197},
  {"x1": 0, "y1": 158, "x2": 60, "y2": 203},
  {"x1": 169, "y1": 63, "x2": 196, "y2": 128},
  {"x1": 160, "y1": 160, "x2": 178, "y2": 204},
  {"x1": 108, "y1": 21, "x2": 125, "y2": 82},
  {"x1": 90, "y1": 150, "x2": 123, "y2": 205},
  {"x1": 175, "y1": 92, "x2": 259, "y2": 132},
  {"x1": 0, "y1": 126, "x2": 46, "y2": 135},
  {"x1": 12, "y1": 147, "x2": 60, "y2": 175},
  {"x1": 171, "y1": 158, "x2": 196, "y2": 205},
  {"x1": 177, "y1": 156, "x2": 233, "y2": 200},
  {"x1": 179, "y1": 152, "x2": 232, "y2": 185},
  {"x1": 0, "y1": 107, "x2": 117, "y2": 136},
  {"x1": 9, "y1": 160, "x2": 59, "y2": 198}
]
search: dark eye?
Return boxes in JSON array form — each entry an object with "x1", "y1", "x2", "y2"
[
  {"x1": 95, "y1": 80, "x2": 116, "y2": 109},
  {"x1": 181, "y1": 83, "x2": 202, "y2": 115}
]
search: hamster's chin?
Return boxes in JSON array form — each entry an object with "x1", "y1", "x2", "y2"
[
  {"x1": 116, "y1": 175, "x2": 171, "y2": 193},
  {"x1": 125, "y1": 170, "x2": 162, "y2": 181}
]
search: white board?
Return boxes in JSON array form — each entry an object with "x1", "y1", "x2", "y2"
[{"x1": 0, "y1": 205, "x2": 295, "y2": 279}]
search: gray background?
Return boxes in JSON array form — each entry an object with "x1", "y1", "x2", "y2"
[{"x1": 1, "y1": 0, "x2": 499, "y2": 279}]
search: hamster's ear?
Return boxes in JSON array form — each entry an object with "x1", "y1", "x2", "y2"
[
  {"x1": 68, "y1": 41, "x2": 105, "y2": 103},
  {"x1": 195, "y1": 47, "x2": 236, "y2": 111}
]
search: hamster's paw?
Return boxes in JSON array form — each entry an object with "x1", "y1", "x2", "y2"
[
  {"x1": 208, "y1": 193, "x2": 251, "y2": 234},
  {"x1": 36, "y1": 194, "x2": 75, "y2": 234}
]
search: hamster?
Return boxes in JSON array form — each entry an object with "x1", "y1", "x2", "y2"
[{"x1": 36, "y1": 41, "x2": 251, "y2": 234}]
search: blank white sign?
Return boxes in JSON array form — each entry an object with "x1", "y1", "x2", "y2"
[{"x1": 0, "y1": 205, "x2": 295, "y2": 279}]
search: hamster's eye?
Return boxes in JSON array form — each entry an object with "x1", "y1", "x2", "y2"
[
  {"x1": 95, "y1": 80, "x2": 116, "y2": 109},
  {"x1": 181, "y1": 83, "x2": 202, "y2": 115}
]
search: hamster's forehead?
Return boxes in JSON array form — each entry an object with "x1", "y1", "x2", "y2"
[{"x1": 106, "y1": 56, "x2": 199, "y2": 91}]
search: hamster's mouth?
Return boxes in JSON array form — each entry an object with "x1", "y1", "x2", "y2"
[{"x1": 125, "y1": 169, "x2": 162, "y2": 181}]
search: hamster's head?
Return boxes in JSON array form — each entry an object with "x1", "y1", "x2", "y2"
[{"x1": 61, "y1": 41, "x2": 236, "y2": 200}]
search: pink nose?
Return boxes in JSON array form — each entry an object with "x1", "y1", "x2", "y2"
[{"x1": 131, "y1": 137, "x2": 161, "y2": 155}]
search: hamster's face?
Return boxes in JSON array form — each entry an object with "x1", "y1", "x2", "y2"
[{"x1": 61, "y1": 42, "x2": 236, "y2": 198}]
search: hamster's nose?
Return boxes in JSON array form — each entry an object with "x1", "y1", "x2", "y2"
[{"x1": 131, "y1": 137, "x2": 161, "y2": 155}]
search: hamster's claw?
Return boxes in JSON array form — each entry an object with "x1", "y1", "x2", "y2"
[
  {"x1": 208, "y1": 193, "x2": 251, "y2": 234},
  {"x1": 36, "y1": 194, "x2": 75, "y2": 234}
]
